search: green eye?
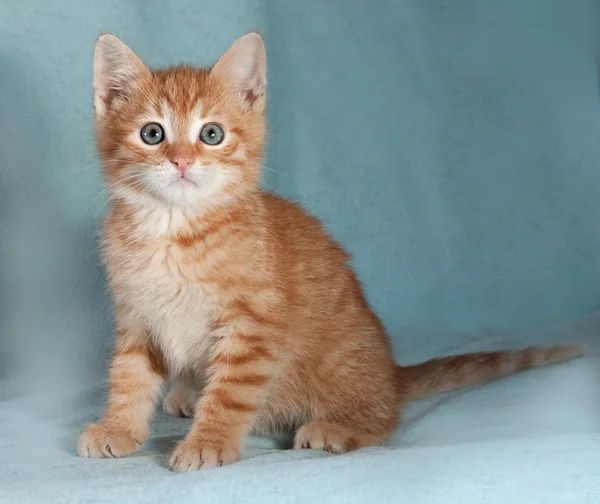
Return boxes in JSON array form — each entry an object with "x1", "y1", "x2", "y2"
[
  {"x1": 199, "y1": 123, "x2": 225, "y2": 145},
  {"x1": 140, "y1": 123, "x2": 164, "y2": 145}
]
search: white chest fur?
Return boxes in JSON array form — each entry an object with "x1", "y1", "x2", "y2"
[{"x1": 109, "y1": 237, "x2": 217, "y2": 375}]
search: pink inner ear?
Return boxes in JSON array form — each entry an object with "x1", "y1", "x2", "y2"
[{"x1": 97, "y1": 87, "x2": 119, "y2": 108}]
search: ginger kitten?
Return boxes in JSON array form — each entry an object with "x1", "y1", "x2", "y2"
[{"x1": 77, "y1": 32, "x2": 581, "y2": 471}]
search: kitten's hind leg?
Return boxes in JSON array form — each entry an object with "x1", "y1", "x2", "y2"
[
  {"x1": 293, "y1": 421, "x2": 383, "y2": 454},
  {"x1": 162, "y1": 380, "x2": 199, "y2": 418}
]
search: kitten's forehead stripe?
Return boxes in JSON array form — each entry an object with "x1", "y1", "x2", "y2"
[
  {"x1": 159, "y1": 99, "x2": 170, "y2": 120},
  {"x1": 152, "y1": 66, "x2": 211, "y2": 118},
  {"x1": 149, "y1": 93, "x2": 162, "y2": 117},
  {"x1": 191, "y1": 102, "x2": 206, "y2": 122}
]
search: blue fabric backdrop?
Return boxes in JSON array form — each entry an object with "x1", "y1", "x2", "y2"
[
  {"x1": 1, "y1": 2, "x2": 600, "y2": 503},
  {"x1": 1, "y1": 0, "x2": 600, "y2": 388}
]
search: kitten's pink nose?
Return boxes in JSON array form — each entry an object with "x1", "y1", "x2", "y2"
[{"x1": 170, "y1": 155, "x2": 193, "y2": 173}]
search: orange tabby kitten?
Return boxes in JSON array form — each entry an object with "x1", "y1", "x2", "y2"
[{"x1": 77, "y1": 32, "x2": 581, "y2": 471}]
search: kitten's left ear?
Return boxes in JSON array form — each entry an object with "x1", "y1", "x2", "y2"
[
  {"x1": 93, "y1": 33, "x2": 149, "y2": 118},
  {"x1": 210, "y1": 32, "x2": 266, "y2": 109}
]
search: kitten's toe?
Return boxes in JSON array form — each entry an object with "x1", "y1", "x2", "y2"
[
  {"x1": 162, "y1": 393, "x2": 195, "y2": 418},
  {"x1": 294, "y1": 421, "x2": 381, "y2": 454},
  {"x1": 78, "y1": 424, "x2": 141, "y2": 458},
  {"x1": 169, "y1": 438, "x2": 240, "y2": 472},
  {"x1": 162, "y1": 386, "x2": 197, "y2": 418},
  {"x1": 179, "y1": 402, "x2": 195, "y2": 418},
  {"x1": 294, "y1": 423, "x2": 326, "y2": 451}
]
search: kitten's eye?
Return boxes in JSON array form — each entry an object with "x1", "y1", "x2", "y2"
[
  {"x1": 140, "y1": 123, "x2": 164, "y2": 145},
  {"x1": 199, "y1": 123, "x2": 225, "y2": 146}
]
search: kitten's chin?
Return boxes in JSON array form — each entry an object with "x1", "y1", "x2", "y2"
[
  {"x1": 156, "y1": 184, "x2": 206, "y2": 207},
  {"x1": 171, "y1": 177, "x2": 197, "y2": 188},
  {"x1": 112, "y1": 182, "x2": 198, "y2": 211},
  {"x1": 153, "y1": 181, "x2": 234, "y2": 212}
]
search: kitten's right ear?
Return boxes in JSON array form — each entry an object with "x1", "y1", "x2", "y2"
[{"x1": 93, "y1": 33, "x2": 149, "y2": 118}]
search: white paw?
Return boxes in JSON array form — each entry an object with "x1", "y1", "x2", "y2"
[{"x1": 78, "y1": 424, "x2": 141, "y2": 458}]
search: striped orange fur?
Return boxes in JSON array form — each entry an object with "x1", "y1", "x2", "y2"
[{"x1": 77, "y1": 32, "x2": 582, "y2": 471}]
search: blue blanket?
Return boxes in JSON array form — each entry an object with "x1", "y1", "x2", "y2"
[{"x1": 2, "y1": 313, "x2": 599, "y2": 503}]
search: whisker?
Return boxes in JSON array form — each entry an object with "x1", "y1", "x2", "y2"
[
  {"x1": 261, "y1": 165, "x2": 287, "y2": 177},
  {"x1": 94, "y1": 195, "x2": 115, "y2": 219},
  {"x1": 66, "y1": 159, "x2": 156, "y2": 177},
  {"x1": 78, "y1": 171, "x2": 154, "y2": 220},
  {"x1": 260, "y1": 180, "x2": 286, "y2": 199},
  {"x1": 77, "y1": 187, "x2": 111, "y2": 221}
]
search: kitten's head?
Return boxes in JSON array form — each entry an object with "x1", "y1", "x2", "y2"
[{"x1": 93, "y1": 32, "x2": 266, "y2": 211}]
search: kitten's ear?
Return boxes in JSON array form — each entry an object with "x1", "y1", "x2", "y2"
[
  {"x1": 210, "y1": 32, "x2": 266, "y2": 109},
  {"x1": 93, "y1": 33, "x2": 149, "y2": 118}
]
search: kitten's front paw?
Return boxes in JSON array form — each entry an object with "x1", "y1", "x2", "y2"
[
  {"x1": 169, "y1": 438, "x2": 240, "y2": 472},
  {"x1": 78, "y1": 424, "x2": 141, "y2": 458}
]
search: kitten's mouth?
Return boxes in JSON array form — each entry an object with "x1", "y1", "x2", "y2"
[{"x1": 172, "y1": 176, "x2": 197, "y2": 187}]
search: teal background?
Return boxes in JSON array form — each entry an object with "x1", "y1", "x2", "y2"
[{"x1": 1, "y1": 0, "x2": 600, "y2": 388}]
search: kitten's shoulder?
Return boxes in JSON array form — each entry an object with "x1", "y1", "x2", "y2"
[
  {"x1": 260, "y1": 191, "x2": 350, "y2": 260},
  {"x1": 261, "y1": 192, "x2": 320, "y2": 229}
]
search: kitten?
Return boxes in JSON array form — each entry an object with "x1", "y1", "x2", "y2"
[{"x1": 77, "y1": 32, "x2": 581, "y2": 472}]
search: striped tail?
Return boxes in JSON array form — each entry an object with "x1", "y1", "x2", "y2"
[{"x1": 397, "y1": 344, "x2": 582, "y2": 401}]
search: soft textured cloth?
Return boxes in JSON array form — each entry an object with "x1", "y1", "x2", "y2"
[
  {"x1": 1, "y1": 313, "x2": 600, "y2": 504},
  {"x1": 2, "y1": 0, "x2": 600, "y2": 502}
]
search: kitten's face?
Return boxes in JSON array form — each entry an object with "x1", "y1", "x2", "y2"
[{"x1": 94, "y1": 33, "x2": 266, "y2": 211}]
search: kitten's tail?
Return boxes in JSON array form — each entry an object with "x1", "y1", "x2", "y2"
[{"x1": 397, "y1": 344, "x2": 582, "y2": 401}]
